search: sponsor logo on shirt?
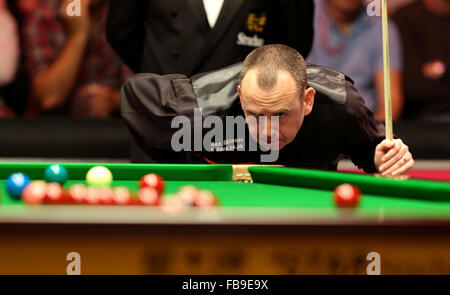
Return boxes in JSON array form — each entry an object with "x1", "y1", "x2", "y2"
[
  {"x1": 209, "y1": 138, "x2": 245, "y2": 152},
  {"x1": 246, "y1": 13, "x2": 267, "y2": 32},
  {"x1": 236, "y1": 32, "x2": 265, "y2": 48},
  {"x1": 171, "y1": 108, "x2": 280, "y2": 163}
]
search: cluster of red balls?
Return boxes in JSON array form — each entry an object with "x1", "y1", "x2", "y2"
[
  {"x1": 22, "y1": 173, "x2": 220, "y2": 211},
  {"x1": 23, "y1": 173, "x2": 166, "y2": 206}
]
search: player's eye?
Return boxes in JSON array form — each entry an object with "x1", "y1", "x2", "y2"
[{"x1": 275, "y1": 112, "x2": 286, "y2": 118}]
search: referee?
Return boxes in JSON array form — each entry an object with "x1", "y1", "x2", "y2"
[{"x1": 121, "y1": 45, "x2": 414, "y2": 176}]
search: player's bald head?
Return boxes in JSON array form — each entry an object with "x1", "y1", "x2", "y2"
[{"x1": 239, "y1": 44, "x2": 307, "y2": 97}]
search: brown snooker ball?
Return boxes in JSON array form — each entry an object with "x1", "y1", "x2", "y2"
[{"x1": 333, "y1": 183, "x2": 361, "y2": 207}]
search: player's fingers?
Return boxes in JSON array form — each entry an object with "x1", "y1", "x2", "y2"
[
  {"x1": 381, "y1": 139, "x2": 403, "y2": 163},
  {"x1": 391, "y1": 154, "x2": 414, "y2": 176},
  {"x1": 382, "y1": 148, "x2": 410, "y2": 176},
  {"x1": 379, "y1": 143, "x2": 409, "y2": 175},
  {"x1": 376, "y1": 139, "x2": 395, "y2": 154}
]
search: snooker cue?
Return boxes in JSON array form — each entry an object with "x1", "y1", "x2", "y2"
[{"x1": 381, "y1": 0, "x2": 394, "y2": 140}]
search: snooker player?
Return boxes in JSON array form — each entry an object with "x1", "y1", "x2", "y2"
[{"x1": 121, "y1": 45, "x2": 414, "y2": 176}]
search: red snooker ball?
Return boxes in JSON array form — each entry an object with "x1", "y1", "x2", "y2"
[
  {"x1": 193, "y1": 190, "x2": 218, "y2": 208},
  {"x1": 112, "y1": 186, "x2": 132, "y2": 205},
  {"x1": 97, "y1": 187, "x2": 114, "y2": 205},
  {"x1": 333, "y1": 183, "x2": 361, "y2": 207},
  {"x1": 177, "y1": 185, "x2": 199, "y2": 206},
  {"x1": 139, "y1": 174, "x2": 165, "y2": 196},
  {"x1": 44, "y1": 182, "x2": 64, "y2": 204},
  {"x1": 86, "y1": 187, "x2": 102, "y2": 205},
  {"x1": 138, "y1": 187, "x2": 160, "y2": 206},
  {"x1": 68, "y1": 184, "x2": 87, "y2": 204},
  {"x1": 22, "y1": 181, "x2": 47, "y2": 205}
]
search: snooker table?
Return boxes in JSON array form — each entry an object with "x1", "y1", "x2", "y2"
[{"x1": 0, "y1": 163, "x2": 450, "y2": 275}]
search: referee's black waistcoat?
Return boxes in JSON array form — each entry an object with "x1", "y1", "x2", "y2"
[{"x1": 106, "y1": 0, "x2": 315, "y2": 75}]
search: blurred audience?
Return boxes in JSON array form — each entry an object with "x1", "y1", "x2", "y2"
[
  {"x1": 393, "y1": 0, "x2": 450, "y2": 121},
  {"x1": 1, "y1": 0, "x2": 32, "y2": 118},
  {"x1": 0, "y1": 0, "x2": 18, "y2": 87},
  {"x1": 21, "y1": 0, "x2": 131, "y2": 118},
  {"x1": 0, "y1": 0, "x2": 19, "y2": 117},
  {"x1": 363, "y1": 0, "x2": 417, "y2": 14},
  {"x1": 387, "y1": 0, "x2": 418, "y2": 13},
  {"x1": 308, "y1": 0, "x2": 404, "y2": 122}
]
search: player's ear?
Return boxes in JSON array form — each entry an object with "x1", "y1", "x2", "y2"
[
  {"x1": 237, "y1": 85, "x2": 242, "y2": 98},
  {"x1": 303, "y1": 87, "x2": 315, "y2": 116}
]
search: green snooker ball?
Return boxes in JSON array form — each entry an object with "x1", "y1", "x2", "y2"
[
  {"x1": 44, "y1": 164, "x2": 68, "y2": 185},
  {"x1": 86, "y1": 166, "x2": 113, "y2": 187}
]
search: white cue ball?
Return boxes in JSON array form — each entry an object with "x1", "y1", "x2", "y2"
[{"x1": 86, "y1": 166, "x2": 113, "y2": 187}]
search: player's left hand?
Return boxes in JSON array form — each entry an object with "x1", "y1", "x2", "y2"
[{"x1": 374, "y1": 139, "x2": 414, "y2": 176}]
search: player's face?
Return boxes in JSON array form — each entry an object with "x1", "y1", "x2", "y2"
[{"x1": 238, "y1": 70, "x2": 315, "y2": 150}]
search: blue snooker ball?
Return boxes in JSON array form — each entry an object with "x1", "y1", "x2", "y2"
[
  {"x1": 6, "y1": 173, "x2": 31, "y2": 200},
  {"x1": 44, "y1": 164, "x2": 68, "y2": 185}
]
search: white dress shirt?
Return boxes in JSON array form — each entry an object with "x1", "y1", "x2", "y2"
[{"x1": 203, "y1": 0, "x2": 225, "y2": 28}]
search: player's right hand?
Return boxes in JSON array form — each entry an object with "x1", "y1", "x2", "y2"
[{"x1": 374, "y1": 139, "x2": 414, "y2": 176}]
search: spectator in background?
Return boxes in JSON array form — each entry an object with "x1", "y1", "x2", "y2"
[
  {"x1": 387, "y1": 0, "x2": 418, "y2": 13},
  {"x1": 1, "y1": 0, "x2": 33, "y2": 117},
  {"x1": 363, "y1": 0, "x2": 417, "y2": 14},
  {"x1": 21, "y1": 0, "x2": 131, "y2": 118},
  {"x1": 307, "y1": 0, "x2": 404, "y2": 122},
  {"x1": 0, "y1": 0, "x2": 18, "y2": 87},
  {"x1": 393, "y1": 0, "x2": 450, "y2": 121},
  {"x1": 0, "y1": 0, "x2": 19, "y2": 117}
]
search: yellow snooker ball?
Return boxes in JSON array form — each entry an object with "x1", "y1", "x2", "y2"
[{"x1": 86, "y1": 166, "x2": 113, "y2": 187}]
